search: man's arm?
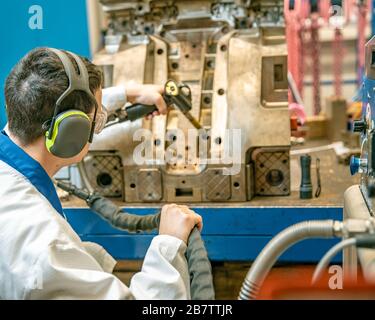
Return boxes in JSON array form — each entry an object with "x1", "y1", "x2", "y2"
[
  {"x1": 102, "y1": 84, "x2": 168, "y2": 119},
  {"x1": 28, "y1": 234, "x2": 190, "y2": 300},
  {"x1": 26, "y1": 204, "x2": 201, "y2": 300}
]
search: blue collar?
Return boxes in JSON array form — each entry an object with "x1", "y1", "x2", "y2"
[{"x1": 0, "y1": 130, "x2": 64, "y2": 217}]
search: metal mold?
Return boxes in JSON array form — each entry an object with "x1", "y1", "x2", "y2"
[{"x1": 85, "y1": 0, "x2": 290, "y2": 203}]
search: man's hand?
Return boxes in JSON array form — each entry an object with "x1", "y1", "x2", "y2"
[
  {"x1": 126, "y1": 84, "x2": 168, "y2": 120},
  {"x1": 159, "y1": 204, "x2": 203, "y2": 245}
]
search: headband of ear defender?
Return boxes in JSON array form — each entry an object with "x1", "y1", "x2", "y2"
[{"x1": 45, "y1": 48, "x2": 99, "y2": 158}]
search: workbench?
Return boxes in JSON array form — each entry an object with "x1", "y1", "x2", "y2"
[{"x1": 62, "y1": 140, "x2": 357, "y2": 263}]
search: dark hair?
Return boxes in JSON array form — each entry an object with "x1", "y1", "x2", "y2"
[{"x1": 5, "y1": 47, "x2": 103, "y2": 145}]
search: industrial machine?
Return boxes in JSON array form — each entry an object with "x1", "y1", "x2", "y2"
[
  {"x1": 239, "y1": 36, "x2": 375, "y2": 300},
  {"x1": 80, "y1": 0, "x2": 291, "y2": 203},
  {"x1": 344, "y1": 35, "x2": 375, "y2": 282},
  {"x1": 350, "y1": 35, "x2": 375, "y2": 206}
]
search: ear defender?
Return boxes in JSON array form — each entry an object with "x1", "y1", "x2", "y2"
[
  {"x1": 44, "y1": 48, "x2": 99, "y2": 159},
  {"x1": 45, "y1": 110, "x2": 91, "y2": 158}
]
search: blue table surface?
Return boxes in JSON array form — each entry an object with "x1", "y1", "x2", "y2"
[{"x1": 64, "y1": 206, "x2": 343, "y2": 263}]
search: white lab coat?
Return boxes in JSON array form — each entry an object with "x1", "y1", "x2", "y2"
[{"x1": 0, "y1": 159, "x2": 191, "y2": 299}]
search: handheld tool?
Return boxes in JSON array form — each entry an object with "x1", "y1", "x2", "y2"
[
  {"x1": 105, "y1": 80, "x2": 203, "y2": 129},
  {"x1": 163, "y1": 80, "x2": 203, "y2": 130}
]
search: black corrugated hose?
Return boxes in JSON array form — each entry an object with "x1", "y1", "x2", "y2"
[
  {"x1": 57, "y1": 181, "x2": 215, "y2": 300},
  {"x1": 88, "y1": 195, "x2": 215, "y2": 300}
]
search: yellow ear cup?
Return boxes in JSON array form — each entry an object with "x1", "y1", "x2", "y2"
[{"x1": 45, "y1": 110, "x2": 91, "y2": 158}]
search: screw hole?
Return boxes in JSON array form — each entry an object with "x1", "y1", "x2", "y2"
[
  {"x1": 234, "y1": 182, "x2": 240, "y2": 188},
  {"x1": 157, "y1": 48, "x2": 164, "y2": 55},
  {"x1": 207, "y1": 60, "x2": 214, "y2": 68},
  {"x1": 171, "y1": 62, "x2": 179, "y2": 69},
  {"x1": 266, "y1": 169, "x2": 284, "y2": 187},
  {"x1": 218, "y1": 88, "x2": 225, "y2": 95},
  {"x1": 204, "y1": 96, "x2": 211, "y2": 104},
  {"x1": 215, "y1": 137, "x2": 222, "y2": 145},
  {"x1": 97, "y1": 173, "x2": 112, "y2": 188},
  {"x1": 204, "y1": 134, "x2": 210, "y2": 140},
  {"x1": 130, "y1": 183, "x2": 136, "y2": 189},
  {"x1": 220, "y1": 44, "x2": 227, "y2": 52}
]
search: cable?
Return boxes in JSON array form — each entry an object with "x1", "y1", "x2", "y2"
[
  {"x1": 315, "y1": 157, "x2": 321, "y2": 198},
  {"x1": 312, "y1": 238, "x2": 356, "y2": 284}
]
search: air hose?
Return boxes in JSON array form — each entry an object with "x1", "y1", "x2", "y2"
[
  {"x1": 239, "y1": 220, "x2": 338, "y2": 300},
  {"x1": 57, "y1": 181, "x2": 215, "y2": 300}
]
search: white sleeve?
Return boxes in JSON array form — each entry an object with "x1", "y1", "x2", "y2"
[
  {"x1": 28, "y1": 235, "x2": 190, "y2": 300},
  {"x1": 102, "y1": 85, "x2": 127, "y2": 112},
  {"x1": 130, "y1": 235, "x2": 191, "y2": 300}
]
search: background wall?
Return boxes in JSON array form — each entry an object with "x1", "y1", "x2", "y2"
[
  {"x1": 0, "y1": 0, "x2": 91, "y2": 128},
  {"x1": 0, "y1": 1, "x2": 371, "y2": 125},
  {"x1": 296, "y1": 23, "x2": 371, "y2": 116}
]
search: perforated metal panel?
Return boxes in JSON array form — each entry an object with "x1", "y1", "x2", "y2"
[
  {"x1": 252, "y1": 147, "x2": 290, "y2": 196},
  {"x1": 83, "y1": 151, "x2": 124, "y2": 197}
]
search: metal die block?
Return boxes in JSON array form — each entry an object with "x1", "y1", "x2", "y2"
[
  {"x1": 205, "y1": 168, "x2": 231, "y2": 201},
  {"x1": 261, "y1": 55, "x2": 288, "y2": 108},
  {"x1": 83, "y1": 151, "x2": 124, "y2": 198},
  {"x1": 252, "y1": 147, "x2": 290, "y2": 196},
  {"x1": 137, "y1": 168, "x2": 163, "y2": 201}
]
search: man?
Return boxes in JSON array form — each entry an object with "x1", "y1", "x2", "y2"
[{"x1": 0, "y1": 47, "x2": 202, "y2": 299}]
